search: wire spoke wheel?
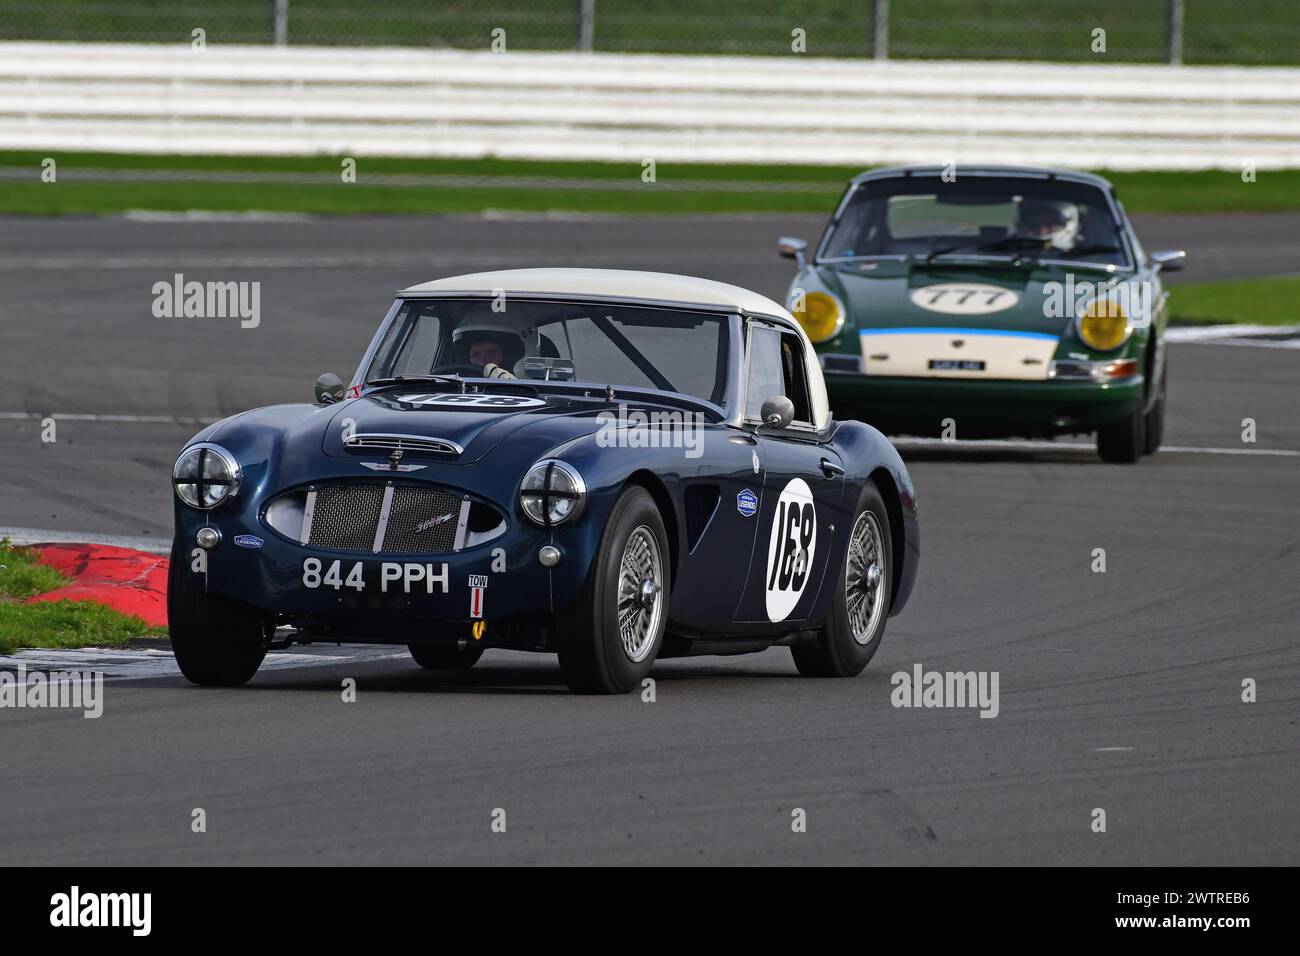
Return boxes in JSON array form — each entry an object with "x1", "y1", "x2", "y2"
[
  {"x1": 845, "y1": 510, "x2": 886, "y2": 645},
  {"x1": 616, "y1": 525, "x2": 663, "y2": 663}
]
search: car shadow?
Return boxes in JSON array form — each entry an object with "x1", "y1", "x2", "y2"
[
  {"x1": 140, "y1": 651, "x2": 817, "y2": 696},
  {"x1": 898, "y1": 445, "x2": 1103, "y2": 465}
]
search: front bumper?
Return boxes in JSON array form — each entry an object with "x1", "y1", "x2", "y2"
[
  {"x1": 824, "y1": 370, "x2": 1144, "y2": 438},
  {"x1": 175, "y1": 504, "x2": 561, "y2": 629}
]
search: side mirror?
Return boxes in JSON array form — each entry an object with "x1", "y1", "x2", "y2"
[
  {"x1": 315, "y1": 372, "x2": 345, "y2": 404},
  {"x1": 1150, "y1": 249, "x2": 1186, "y2": 272},
  {"x1": 777, "y1": 236, "x2": 807, "y2": 268},
  {"x1": 760, "y1": 394, "x2": 795, "y2": 430}
]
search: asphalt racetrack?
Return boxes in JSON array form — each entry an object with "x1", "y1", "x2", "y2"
[{"x1": 0, "y1": 213, "x2": 1297, "y2": 865}]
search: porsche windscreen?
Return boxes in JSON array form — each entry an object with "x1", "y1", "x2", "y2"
[
  {"x1": 820, "y1": 176, "x2": 1129, "y2": 268},
  {"x1": 365, "y1": 299, "x2": 730, "y2": 406}
]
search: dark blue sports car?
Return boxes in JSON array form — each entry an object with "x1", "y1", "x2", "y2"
[{"x1": 169, "y1": 269, "x2": 919, "y2": 693}]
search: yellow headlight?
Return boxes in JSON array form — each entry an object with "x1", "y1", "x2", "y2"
[
  {"x1": 1077, "y1": 299, "x2": 1130, "y2": 351},
  {"x1": 792, "y1": 290, "x2": 844, "y2": 343}
]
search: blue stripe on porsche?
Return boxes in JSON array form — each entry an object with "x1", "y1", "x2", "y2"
[{"x1": 859, "y1": 327, "x2": 1058, "y2": 341}]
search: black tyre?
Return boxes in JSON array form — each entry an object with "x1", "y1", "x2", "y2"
[
  {"x1": 168, "y1": 538, "x2": 267, "y2": 686},
  {"x1": 1143, "y1": 358, "x2": 1167, "y2": 456},
  {"x1": 791, "y1": 482, "x2": 893, "y2": 678},
  {"x1": 555, "y1": 486, "x2": 670, "y2": 694},
  {"x1": 1096, "y1": 394, "x2": 1146, "y2": 464},
  {"x1": 408, "y1": 642, "x2": 484, "y2": 670}
]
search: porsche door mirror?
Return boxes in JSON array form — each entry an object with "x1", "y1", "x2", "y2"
[
  {"x1": 777, "y1": 236, "x2": 807, "y2": 267},
  {"x1": 1150, "y1": 249, "x2": 1186, "y2": 272},
  {"x1": 760, "y1": 395, "x2": 795, "y2": 430},
  {"x1": 315, "y1": 372, "x2": 345, "y2": 404}
]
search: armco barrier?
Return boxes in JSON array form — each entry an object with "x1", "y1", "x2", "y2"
[{"x1": 1, "y1": 42, "x2": 1299, "y2": 169}]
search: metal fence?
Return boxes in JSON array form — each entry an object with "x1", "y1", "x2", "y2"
[{"x1": 2, "y1": 0, "x2": 1298, "y2": 65}]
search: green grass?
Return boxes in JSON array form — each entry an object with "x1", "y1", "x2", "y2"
[
  {"x1": 2, "y1": 0, "x2": 1296, "y2": 64},
  {"x1": 0, "y1": 539, "x2": 164, "y2": 654},
  {"x1": 1169, "y1": 275, "x2": 1300, "y2": 326},
  {"x1": 2, "y1": 151, "x2": 1298, "y2": 217},
  {"x1": 0, "y1": 539, "x2": 67, "y2": 599}
]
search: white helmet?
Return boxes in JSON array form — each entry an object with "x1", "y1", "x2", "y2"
[
  {"x1": 1017, "y1": 199, "x2": 1080, "y2": 251},
  {"x1": 451, "y1": 321, "x2": 526, "y2": 368}
]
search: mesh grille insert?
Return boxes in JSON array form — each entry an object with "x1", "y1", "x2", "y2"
[
  {"x1": 382, "y1": 485, "x2": 464, "y2": 554},
  {"x1": 307, "y1": 483, "x2": 385, "y2": 552}
]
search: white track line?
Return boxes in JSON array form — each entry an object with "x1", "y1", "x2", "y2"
[
  {"x1": 0, "y1": 253, "x2": 510, "y2": 270},
  {"x1": 0, "y1": 647, "x2": 409, "y2": 682},
  {"x1": 891, "y1": 437, "x2": 1300, "y2": 457},
  {"x1": 1166, "y1": 323, "x2": 1300, "y2": 340},
  {"x1": 1166, "y1": 324, "x2": 1300, "y2": 349},
  {"x1": 0, "y1": 412, "x2": 211, "y2": 424}
]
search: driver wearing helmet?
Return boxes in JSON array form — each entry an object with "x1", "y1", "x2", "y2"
[
  {"x1": 1016, "y1": 198, "x2": 1080, "y2": 252},
  {"x1": 451, "y1": 322, "x2": 524, "y2": 379}
]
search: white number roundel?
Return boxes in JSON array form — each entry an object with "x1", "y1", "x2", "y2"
[
  {"x1": 765, "y1": 478, "x2": 817, "y2": 622},
  {"x1": 909, "y1": 282, "x2": 1019, "y2": 315},
  {"x1": 395, "y1": 392, "x2": 545, "y2": 409}
]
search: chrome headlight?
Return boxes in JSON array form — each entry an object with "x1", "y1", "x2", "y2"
[
  {"x1": 172, "y1": 443, "x2": 242, "y2": 510},
  {"x1": 519, "y1": 459, "x2": 586, "y2": 527}
]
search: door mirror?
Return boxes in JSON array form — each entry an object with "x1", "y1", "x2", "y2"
[
  {"x1": 1150, "y1": 249, "x2": 1186, "y2": 272},
  {"x1": 777, "y1": 236, "x2": 807, "y2": 267},
  {"x1": 315, "y1": 372, "x2": 345, "y2": 404},
  {"x1": 759, "y1": 394, "x2": 795, "y2": 430}
]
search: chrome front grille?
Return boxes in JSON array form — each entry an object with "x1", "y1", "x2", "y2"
[{"x1": 301, "y1": 482, "x2": 469, "y2": 554}]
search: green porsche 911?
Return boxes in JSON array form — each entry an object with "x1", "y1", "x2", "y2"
[{"x1": 780, "y1": 165, "x2": 1185, "y2": 463}]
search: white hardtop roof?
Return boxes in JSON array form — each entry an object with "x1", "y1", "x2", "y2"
[{"x1": 398, "y1": 268, "x2": 791, "y2": 317}]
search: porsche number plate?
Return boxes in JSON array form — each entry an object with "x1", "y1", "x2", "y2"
[{"x1": 928, "y1": 359, "x2": 985, "y2": 371}]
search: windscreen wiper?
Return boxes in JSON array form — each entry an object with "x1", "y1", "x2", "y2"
[{"x1": 924, "y1": 236, "x2": 1050, "y2": 264}]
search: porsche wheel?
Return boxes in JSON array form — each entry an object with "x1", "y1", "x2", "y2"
[
  {"x1": 1096, "y1": 395, "x2": 1146, "y2": 464},
  {"x1": 408, "y1": 642, "x2": 484, "y2": 670},
  {"x1": 791, "y1": 483, "x2": 892, "y2": 678},
  {"x1": 555, "y1": 486, "x2": 669, "y2": 694},
  {"x1": 167, "y1": 538, "x2": 267, "y2": 686}
]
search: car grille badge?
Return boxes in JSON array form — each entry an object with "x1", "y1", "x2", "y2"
[{"x1": 360, "y1": 461, "x2": 427, "y2": 472}]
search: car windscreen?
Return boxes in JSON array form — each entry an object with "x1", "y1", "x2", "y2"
[
  {"x1": 820, "y1": 176, "x2": 1128, "y2": 268},
  {"x1": 365, "y1": 298, "x2": 731, "y2": 406}
]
